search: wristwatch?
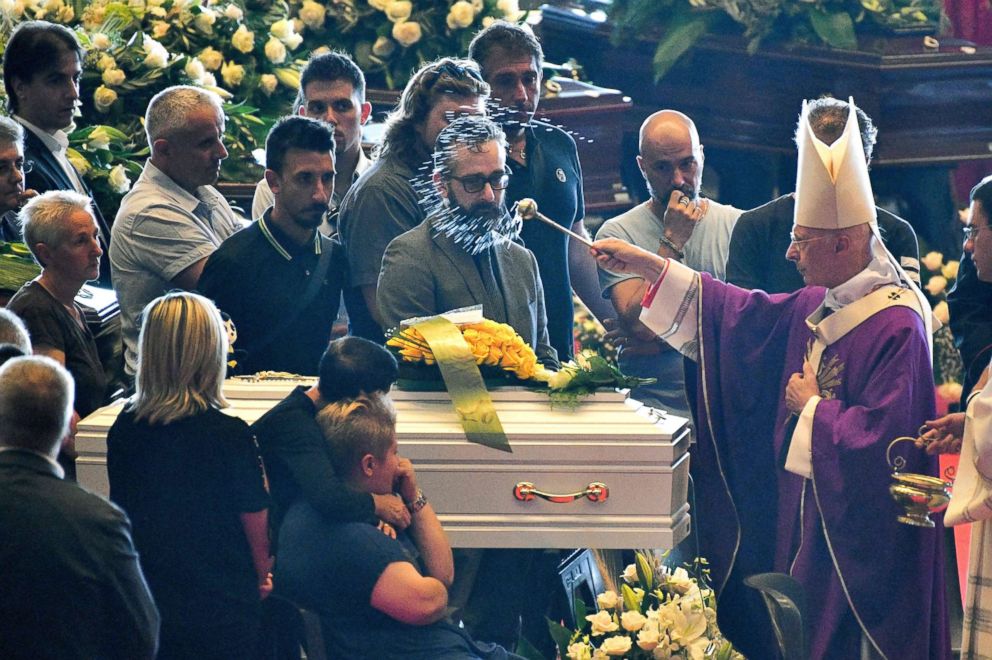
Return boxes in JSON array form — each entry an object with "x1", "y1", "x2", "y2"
[{"x1": 406, "y1": 489, "x2": 428, "y2": 514}]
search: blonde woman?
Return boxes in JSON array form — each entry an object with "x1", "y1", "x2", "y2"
[{"x1": 107, "y1": 291, "x2": 270, "y2": 660}]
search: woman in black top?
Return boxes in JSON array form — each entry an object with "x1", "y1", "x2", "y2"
[
  {"x1": 107, "y1": 291, "x2": 271, "y2": 660},
  {"x1": 8, "y1": 191, "x2": 109, "y2": 479}
]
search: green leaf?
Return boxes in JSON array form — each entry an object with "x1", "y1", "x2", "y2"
[
  {"x1": 809, "y1": 7, "x2": 858, "y2": 50},
  {"x1": 651, "y1": 9, "x2": 719, "y2": 82},
  {"x1": 547, "y1": 618, "x2": 574, "y2": 660},
  {"x1": 514, "y1": 635, "x2": 546, "y2": 660}
]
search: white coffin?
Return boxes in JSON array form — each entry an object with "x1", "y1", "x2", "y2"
[{"x1": 77, "y1": 379, "x2": 691, "y2": 549}]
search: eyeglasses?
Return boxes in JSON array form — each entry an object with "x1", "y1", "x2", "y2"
[
  {"x1": 448, "y1": 169, "x2": 511, "y2": 194},
  {"x1": 964, "y1": 225, "x2": 986, "y2": 241},
  {"x1": 0, "y1": 158, "x2": 32, "y2": 178},
  {"x1": 789, "y1": 232, "x2": 831, "y2": 248}
]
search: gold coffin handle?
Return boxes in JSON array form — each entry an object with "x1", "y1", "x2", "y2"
[{"x1": 513, "y1": 481, "x2": 609, "y2": 504}]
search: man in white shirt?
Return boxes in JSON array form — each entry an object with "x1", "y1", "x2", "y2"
[
  {"x1": 110, "y1": 86, "x2": 242, "y2": 376},
  {"x1": 3, "y1": 20, "x2": 111, "y2": 283},
  {"x1": 251, "y1": 52, "x2": 372, "y2": 234}
]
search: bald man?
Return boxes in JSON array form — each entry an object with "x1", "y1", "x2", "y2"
[{"x1": 595, "y1": 110, "x2": 741, "y2": 418}]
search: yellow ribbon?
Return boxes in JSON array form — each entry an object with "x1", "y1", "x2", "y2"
[{"x1": 412, "y1": 316, "x2": 511, "y2": 453}]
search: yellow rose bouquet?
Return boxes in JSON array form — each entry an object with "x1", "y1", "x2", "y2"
[{"x1": 387, "y1": 318, "x2": 546, "y2": 383}]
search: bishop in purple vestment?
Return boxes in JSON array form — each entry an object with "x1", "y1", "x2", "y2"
[{"x1": 591, "y1": 99, "x2": 949, "y2": 660}]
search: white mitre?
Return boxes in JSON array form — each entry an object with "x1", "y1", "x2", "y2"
[{"x1": 794, "y1": 98, "x2": 877, "y2": 230}]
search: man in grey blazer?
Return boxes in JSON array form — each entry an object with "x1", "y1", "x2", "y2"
[{"x1": 377, "y1": 116, "x2": 558, "y2": 367}]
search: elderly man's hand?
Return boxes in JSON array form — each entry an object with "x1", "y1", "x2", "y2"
[
  {"x1": 591, "y1": 238, "x2": 667, "y2": 281},
  {"x1": 917, "y1": 413, "x2": 966, "y2": 455},
  {"x1": 662, "y1": 190, "x2": 708, "y2": 248},
  {"x1": 373, "y1": 493, "x2": 411, "y2": 530},
  {"x1": 785, "y1": 360, "x2": 820, "y2": 414}
]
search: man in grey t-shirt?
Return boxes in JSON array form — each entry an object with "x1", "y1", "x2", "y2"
[
  {"x1": 596, "y1": 110, "x2": 740, "y2": 418},
  {"x1": 110, "y1": 86, "x2": 242, "y2": 375}
]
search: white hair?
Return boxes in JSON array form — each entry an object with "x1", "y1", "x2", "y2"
[
  {"x1": 145, "y1": 85, "x2": 225, "y2": 145},
  {"x1": 19, "y1": 190, "x2": 94, "y2": 267},
  {"x1": 0, "y1": 355, "x2": 73, "y2": 453}
]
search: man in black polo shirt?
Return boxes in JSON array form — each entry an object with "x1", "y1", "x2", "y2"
[{"x1": 198, "y1": 116, "x2": 346, "y2": 375}]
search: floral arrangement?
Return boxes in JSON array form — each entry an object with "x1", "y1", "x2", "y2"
[
  {"x1": 919, "y1": 250, "x2": 964, "y2": 396},
  {"x1": 0, "y1": 0, "x2": 526, "y2": 222},
  {"x1": 387, "y1": 318, "x2": 543, "y2": 381},
  {"x1": 291, "y1": 0, "x2": 527, "y2": 90},
  {"x1": 608, "y1": 0, "x2": 945, "y2": 81},
  {"x1": 549, "y1": 349, "x2": 655, "y2": 407},
  {"x1": 574, "y1": 296, "x2": 618, "y2": 367},
  {"x1": 550, "y1": 550, "x2": 742, "y2": 660}
]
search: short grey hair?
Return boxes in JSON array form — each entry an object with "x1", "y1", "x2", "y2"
[
  {"x1": 20, "y1": 190, "x2": 94, "y2": 267},
  {"x1": 433, "y1": 115, "x2": 506, "y2": 175},
  {"x1": 0, "y1": 309, "x2": 30, "y2": 354},
  {"x1": 0, "y1": 355, "x2": 73, "y2": 454},
  {"x1": 145, "y1": 85, "x2": 225, "y2": 145},
  {"x1": 0, "y1": 116, "x2": 24, "y2": 149}
]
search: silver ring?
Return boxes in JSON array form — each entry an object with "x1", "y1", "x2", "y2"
[{"x1": 678, "y1": 196, "x2": 690, "y2": 207}]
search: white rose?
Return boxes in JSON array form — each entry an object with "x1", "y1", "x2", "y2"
[
  {"x1": 185, "y1": 57, "x2": 206, "y2": 82},
  {"x1": 299, "y1": 0, "x2": 326, "y2": 29},
  {"x1": 937, "y1": 381, "x2": 963, "y2": 403},
  {"x1": 637, "y1": 625, "x2": 661, "y2": 651},
  {"x1": 586, "y1": 610, "x2": 619, "y2": 636},
  {"x1": 921, "y1": 251, "x2": 944, "y2": 272},
  {"x1": 96, "y1": 53, "x2": 117, "y2": 72},
  {"x1": 270, "y1": 18, "x2": 292, "y2": 39},
  {"x1": 481, "y1": 15, "x2": 495, "y2": 28},
  {"x1": 368, "y1": 0, "x2": 390, "y2": 10},
  {"x1": 90, "y1": 32, "x2": 111, "y2": 50},
  {"x1": 259, "y1": 74, "x2": 278, "y2": 96},
  {"x1": 223, "y1": 3, "x2": 243, "y2": 20},
  {"x1": 193, "y1": 7, "x2": 217, "y2": 33},
  {"x1": 151, "y1": 20, "x2": 170, "y2": 38},
  {"x1": 667, "y1": 567, "x2": 694, "y2": 595},
  {"x1": 592, "y1": 651, "x2": 608, "y2": 660},
  {"x1": 108, "y1": 164, "x2": 132, "y2": 194},
  {"x1": 311, "y1": 45, "x2": 331, "y2": 57},
  {"x1": 220, "y1": 61, "x2": 245, "y2": 88},
  {"x1": 446, "y1": 0, "x2": 474, "y2": 28},
  {"x1": 283, "y1": 31, "x2": 303, "y2": 50},
  {"x1": 93, "y1": 85, "x2": 118, "y2": 113},
  {"x1": 147, "y1": 6, "x2": 166, "y2": 17},
  {"x1": 942, "y1": 260, "x2": 959, "y2": 280},
  {"x1": 391, "y1": 20, "x2": 422, "y2": 47},
  {"x1": 622, "y1": 563, "x2": 638, "y2": 584},
  {"x1": 599, "y1": 636, "x2": 632, "y2": 656},
  {"x1": 264, "y1": 37, "x2": 287, "y2": 64},
  {"x1": 197, "y1": 47, "x2": 224, "y2": 71},
  {"x1": 372, "y1": 35, "x2": 395, "y2": 58},
  {"x1": 596, "y1": 590, "x2": 619, "y2": 610},
  {"x1": 101, "y1": 67, "x2": 126, "y2": 86},
  {"x1": 471, "y1": 0, "x2": 483, "y2": 11},
  {"x1": 385, "y1": 0, "x2": 411, "y2": 22},
  {"x1": 231, "y1": 24, "x2": 255, "y2": 54},
  {"x1": 292, "y1": 18, "x2": 305, "y2": 34},
  {"x1": 200, "y1": 72, "x2": 218, "y2": 88},
  {"x1": 142, "y1": 38, "x2": 169, "y2": 69},
  {"x1": 566, "y1": 642, "x2": 592, "y2": 660},
  {"x1": 925, "y1": 275, "x2": 947, "y2": 296},
  {"x1": 621, "y1": 610, "x2": 648, "y2": 632}
]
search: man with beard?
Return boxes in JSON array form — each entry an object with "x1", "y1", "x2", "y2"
[
  {"x1": 377, "y1": 116, "x2": 558, "y2": 368},
  {"x1": 468, "y1": 22, "x2": 612, "y2": 361},
  {"x1": 198, "y1": 116, "x2": 346, "y2": 375},
  {"x1": 595, "y1": 110, "x2": 740, "y2": 419}
]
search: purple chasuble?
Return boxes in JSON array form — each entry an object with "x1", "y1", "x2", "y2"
[{"x1": 688, "y1": 274, "x2": 949, "y2": 660}]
